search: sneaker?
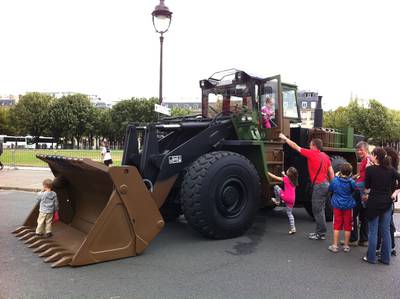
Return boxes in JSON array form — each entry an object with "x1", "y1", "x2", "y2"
[
  {"x1": 328, "y1": 245, "x2": 339, "y2": 253},
  {"x1": 376, "y1": 250, "x2": 381, "y2": 257},
  {"x1": 378, "y1": 258, "x2": 390, "y2": 265},
  {"x1": 392, "y1": 249, "x2": 397, "y2": 256},
  {"x1": 44, "y1": 232, "x2": 53, "y2": 238},
  {"x1": 309, "y1": 233, "x2": 326, "y2": 240},
  {"x1": 343, "y1": 246, "x2": 351, "y2": 253},
  {"x1": 271, "y1": 198, "x2": 281, "y2": 205},
  {"x1": 289, "y1": 228, "x2": 296, "y2": 235},
  {"x1": 362, "y1": 256, "x2": 375, "y2": 264}
]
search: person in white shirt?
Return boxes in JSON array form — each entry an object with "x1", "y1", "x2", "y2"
[{"x1": 101, "y1": 140, "x2": 113, "y2": 166}]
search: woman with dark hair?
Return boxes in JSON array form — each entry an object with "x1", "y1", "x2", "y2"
[
  {"x1": 363, "y1": 147, "x2": 400, "y2": 264},
  {"x1": 376, "y1": 147, "x2": 399, "y2": 256}
]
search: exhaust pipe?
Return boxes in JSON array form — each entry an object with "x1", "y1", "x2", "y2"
[{"x1": 313, "y1": 95, "x2": 323, "y2": 128}]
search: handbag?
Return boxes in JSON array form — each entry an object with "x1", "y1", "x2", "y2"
[{"x1": 305, "y1": 155, "x2": 324, "y2": 198}]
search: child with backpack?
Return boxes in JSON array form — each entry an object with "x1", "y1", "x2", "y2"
[
  {"x1": 268, "y1": 167, "x2": 299, "y2": 234},
  {"x1": 328, "y1": 163, "x2": 357, "y2": 253}
]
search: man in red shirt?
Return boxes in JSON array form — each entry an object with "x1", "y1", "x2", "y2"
[
  {"x1": 279, "y1": 133, "x2": 334, "y2": 240},
  {"x1": 350, "y1": 141, "x2": 372, "y2": 246}
]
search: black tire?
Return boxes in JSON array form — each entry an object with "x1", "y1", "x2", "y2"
[
  {"x1": 160, "y1": 175, "x2": 184, "y2": 222},
  {"x1": 181, "y1": 151, "x2": 261, "y2": 239},
  {"x1": 304, "y1": 201, "x2": 313, "y2": 219},
  {"x1": 325, "y1": 196, "x2": 334, "y2": 222},
  {"x1": 160, "y1": 199, "x2": 182, "y2": 222},
  {"x1": 331, "y1": 156, "x2": 348, "y2": 173}
]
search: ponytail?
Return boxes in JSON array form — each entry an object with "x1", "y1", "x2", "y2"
[
  {"x1": 372, "y1": 147, "x2": 392, "y2": 169},
  {"x1": 383, "y1": 156, "x2": 392, "y2": 169}
]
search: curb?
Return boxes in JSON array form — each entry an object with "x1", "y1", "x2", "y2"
[
  {"x1": 0, "y1": 186, "x2": 40, "y2": 193},
  {"x1": 1, "y1": 166, "x2": 51, "y2": 171}
]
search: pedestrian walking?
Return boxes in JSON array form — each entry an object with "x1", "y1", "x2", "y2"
[
  {"x1": 268, "y1": 167, "x2": 299, "y2": 235},
  {"x1": 101, "y1": 140, "x2": 113, "y2": 166},
  {"x1": 363, "y1": 147, "x2": 400, "y2": 265},
  {"x1": 328, "y1": 163, "x2": 357, "y2": 253},
  {"x1": 35, "y1": 179, "x2": 59, "y2": 238},
  {"x1": 279, "y1": 133, "x2": 334, "y2": 240}
]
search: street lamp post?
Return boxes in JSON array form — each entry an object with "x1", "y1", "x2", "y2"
[{"x1": 152, "y1": 0, "x2": 172, "y2": 105}]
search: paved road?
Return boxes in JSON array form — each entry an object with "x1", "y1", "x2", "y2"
[
  {"x1": 0, "y1": 190, "x2": 398, "y2": 299},
  {"x1": 0, "y1": 168, "x2": 53, "y2": 191}
]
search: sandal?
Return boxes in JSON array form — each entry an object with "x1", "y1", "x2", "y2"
[{"x1": 328, "y1": 245, "x2": 339, "y2": 253}]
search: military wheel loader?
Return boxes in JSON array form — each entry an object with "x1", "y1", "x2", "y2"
[{"x1": 13, "y1": 69, "x2": 362, "y2": 267}]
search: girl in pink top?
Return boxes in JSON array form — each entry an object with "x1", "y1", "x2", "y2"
[
  {"x1": 261, "y1": 97, "x2": 275, "y2": 128},
  {"x1": 268, "y1": 167, "x2": 299, "y2": 234}
]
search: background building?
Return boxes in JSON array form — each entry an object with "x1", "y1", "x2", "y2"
[
  {"x1": 0, "y1": 94, "x2": 19, "y2": 107},
  {"x1": 297, "y1": 91, "x2": 319, "y2": 128},
  {"x1": 163, "y1": 101, "x2": 201, "y2": 114}
]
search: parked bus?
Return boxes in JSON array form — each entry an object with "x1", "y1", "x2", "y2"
[
  {"x1": 26, "y1": 136, "x2": 57, "y2": 149},
  {"x1": 0, "y1": 135, "x2": 57, "y2": 149}
]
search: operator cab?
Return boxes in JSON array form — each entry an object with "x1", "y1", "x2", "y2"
[{"x1": 199, "y1": 69, "x2": 301, "y2": 139}]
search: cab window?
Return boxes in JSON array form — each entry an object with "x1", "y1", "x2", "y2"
[{"x1": 282, "y1": 88, "x2": 299, "y2": 118}]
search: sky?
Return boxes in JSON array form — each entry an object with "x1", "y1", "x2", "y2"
[{"x1": 1, "y1": 0, "x2": 400, "y2": 110}]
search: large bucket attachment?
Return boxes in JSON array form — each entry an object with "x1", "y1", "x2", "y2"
[{"x1": 12, "y1": 155, "x2": 164, "y2": 268}]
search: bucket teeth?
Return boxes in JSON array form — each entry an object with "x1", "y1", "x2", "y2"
[
  {"x1": 18, "y1": 232, "x2": 36, "y2": 241},
  {"x1": 39, "y1": 247, "x2": 64, "y2": 258},
  {"x1": 15, "y1": 229, "x2": 34, "y2": 238},
  {"x1": 44, "y1": 251, "x2": 71, "y2": 263},
  {"x1": 51, "y1": 256, "x2": 73, "y2": 268},
  {"x1": 24, "y1": 235, "x2": 42, "y2": 245},
  {"x1": 28, "y1": 238, "x2": 51, "y2": 249},
  {"x1": 12, "y1": 226, "x2": 30, "y2": 234},
  {"x1": 33, "y1": 242, "x2": 54, "y2": 253}
]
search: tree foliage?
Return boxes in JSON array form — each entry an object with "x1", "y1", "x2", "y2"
[
  {"x1": 10, "y1": 92, "x2": 53, "y2": 140},
  {"x1": 170, "y1": 107, "x2": 194, "y2": 117},
  {"x1": 324, "y1": 99, "x2": 400, "y2": 144},
  {"x1": 110, "y1": 97, "x2": 158, "y2": 141},
  {"x1": 0, "y1": 108, "x2": 15, "y2": 135},
  {"x1": 5, "y1": 93, "x2": 202, "y2": 148}
]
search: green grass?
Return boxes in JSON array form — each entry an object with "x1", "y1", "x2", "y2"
[{"x1": 1, "y1": 149, "x2": 123, "y2": 167}]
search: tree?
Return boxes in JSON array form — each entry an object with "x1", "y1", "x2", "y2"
[
  {"x1": 10, "y1": 92, "x2": 53, "y2": 145},
  {"x1": 48, "y1": 94, "x2": 95, "y2": 148},
  {"x1": 323, "y1": 98, "x2": 397, "y2": 144},
  {"x1": 0, "y1": 108, "x2": 15, "y2": 135},
  {"x1": 170, "y1": 107, "x2": 193, "y2": 117},
  {"x1": 323, "y1": 106, "x2": 350, "y2": 129},
  {"x1": 110, "y1": 97, "x2": 158, "y2": 141}
]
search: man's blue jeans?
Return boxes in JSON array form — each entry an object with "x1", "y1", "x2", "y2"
[{"x1": 367, "y1": 206, "x2": 393, "y2": 264}]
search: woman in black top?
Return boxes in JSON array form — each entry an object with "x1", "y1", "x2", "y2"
[
  {"x1": 376, "y1": 147, "x2": 399, "y2": 256},
  {"x1": 363, "y1": 147, "x2": 400, "y2": 264}
]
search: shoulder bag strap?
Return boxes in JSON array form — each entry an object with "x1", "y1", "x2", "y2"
[{"x1": 312, "y1": 154, "x2": 324, "y2": 186}]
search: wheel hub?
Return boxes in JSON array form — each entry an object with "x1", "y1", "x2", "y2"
[{"x1": 216, "y1": 178, "x2": 247, "y2": 218}]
